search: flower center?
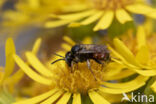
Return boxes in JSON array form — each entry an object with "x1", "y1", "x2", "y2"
[
  {"x1": 52, "y1": 60, "x2": 108, "y2": 94},
  {"x1": 90, "y1": 0, "x2": 135, "y2": 10}
]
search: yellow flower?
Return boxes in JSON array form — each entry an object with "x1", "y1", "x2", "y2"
[
  {"x1": 109, "y1": 26, "x2": 156, "y2": 92},
  {"x1": 0, "y1": 38, "x2": 23, "y2": 104},
  {"x1": 1, "y1": 0, "x2": 68, "y2": 36},
  {"x1": 0, "y1": 38, "x2": 18, "y2": 87},
  {"x1": 1, "y1": 37, "x2": 41, "y2": 89},
  {"x1": 13, "y1": 36, "x2": 149, "y2": 104},
  {"x1": 45, "y1": 0, "x2": 156, "y2": 31}
]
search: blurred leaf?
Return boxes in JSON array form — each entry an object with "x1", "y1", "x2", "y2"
[
  {"x1": 81, "y1": 94, "x2": 93, "y2": 104},
  {"x1": 68, "y1": 96, "x2": 73, "y2": 104},
  {"x1": 108, "y1": 19, "x2": 136, "y2": 38},
  {"x1": 66, "y1": 23, "x2": 97, "y2": 41},
  {"x1": 151, "y1": 0, "x2": 156, "y2": 7}
]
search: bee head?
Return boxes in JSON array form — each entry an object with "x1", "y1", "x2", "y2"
[{"x1": 65, "y1": 52, "x2": 74, "y2": 67}]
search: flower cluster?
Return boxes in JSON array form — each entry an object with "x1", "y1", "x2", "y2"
[
  {"x1": 12, "y1": 36, "x2": 149, "y2": 104},
  {"x1": 45, "y1": 0, "x2": 156, "y2": 31}
]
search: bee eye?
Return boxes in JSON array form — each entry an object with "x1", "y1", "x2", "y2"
[{"x1": 71, "y1": 45, "x2": 80, "y2": 53}]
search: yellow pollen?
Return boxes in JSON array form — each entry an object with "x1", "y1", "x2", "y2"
[
  {"x1": 91, "y1": 0, "x2": 135, "y2": 10},
  {"x1": 52, "y1": 60, "x2": 108, "y2": 94}
]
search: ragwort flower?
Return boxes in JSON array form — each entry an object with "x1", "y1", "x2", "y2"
[
  {"x1": 0, "y1": 37, "x2": 43, "y2": 104},
  {"x1": 13, "y1": 36, "x2": 149, "y2": 104},
  {"x1": 0, "y1": 38, "x2": 20, "y2": 88},
  {"x1": 109, "y1": 26, "x2": 156, "y2": 92},
  {"x1": 45, "y1": 0, "x2": 156, "y2": 31},
  {"x1": 0, "y1": 38, "x2": 23, "y2": 104},
  {"x1": 1, "y1": 0, "x2": 71, "y2": 36}
]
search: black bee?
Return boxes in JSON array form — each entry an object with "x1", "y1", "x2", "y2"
[{"x1": 51, "y1": 44, "x2": 111, "y2": 79}]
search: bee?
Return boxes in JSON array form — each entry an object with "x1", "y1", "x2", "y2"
[{"x1": 51, "y1": 44, "x2": 111, "y2": 80}]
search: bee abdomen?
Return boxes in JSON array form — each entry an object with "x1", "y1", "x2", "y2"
[{"x1": 93, "y1": 53, "x2": 106, "y2": 60}]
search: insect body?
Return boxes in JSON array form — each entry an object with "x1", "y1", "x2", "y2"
[
  {"x1": 65, "y1": 44, "x2": 110, "y2": 66},
  {"x1": 52, "y1": 44, "x2": 111, "y2": 80}
]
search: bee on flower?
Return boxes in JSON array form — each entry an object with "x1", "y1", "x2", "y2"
[{"x1": 12, "y1": 36, "x2": 149, "y2": 104}]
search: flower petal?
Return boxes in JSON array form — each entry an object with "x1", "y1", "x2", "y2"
[
  {"x1": 113, "y1": 38, "x2": 139, "y2": 66},
  {"x1": 2, "y1": 38, "x2": 16, "y2": 83},
  {"x1": 94, "y1": 10, "x2": 114, "y2": 31},
  {"x1": 25, "y1": 52, "x2": 53, "y2": 77},
  {"x1": 61, "y1": 43, "x2": 72, "y2": 51},
  {"x1": 113, "y1": 58, "x2": 156, "y2": 76},
  {"x1": 51, "y1": 10, "x2": 95, "y2": 20},
  {"x1": 108, "y1": 45, "x2": 126, "y2": 61},
  {"x1": 151, "y1": 80, "x2": 156, "y2": 92},
  {"x1": 80, "y1": 11, "x2": 103, "y2": 25},
  {"x1": 89, "y1": 91, "x2": 110, "y2": 104},
  {"x1": 82, "y1": 37, "x2": 92, "y2": 44},
  {"x1": 116, "y1": 9, "x2": 132, "y2": 24},
  {"x1": 13, "y1": 54, "x2": 52, "y2": 85},
  {"x1": 136, "y1": 26, "x2": 146, "y2": 49},
  {"x1": 147, "y1": 10, "x2": 156, "y2": 19},
  {"x1": 105, "y1": 70, "x2": 135, "y2": 80},
  {"x1": 62, "y1": 4, "x2": 88, "y2": 12},
  {"x1": 99, "y1": 80, "x2": 145, "y2": 94},
  {"x1": 136, "y1": 46, "x2": 150, "y2": 64},
  {"x1": 56, "y1": 92, "x2": 71, "y2": 104},
  {"x1": 72, "y1": 93, "x2": 81, "y2": 104},
  {"x1": 32, "y1": 38, "x2": 42, "y2": 54},
  {"x1": 13, "y1": 89, "x2": 58, "y2": 104},
  {"x1": 130, "y1": 67, "x2": 156, "y2": 76},
  {"x1": 5, "y1": 69, "x2": 24, "y2": 91},
  {"x1": 98, "y1": 93, "x2": 125, "y2": 103},
  {"x1": 28, "y1": 0, "x2": 40, "y2": 9},
  {"x1": 45, "y1": 20, "x2": 73, "y2": 28},
  {"x1": 68, "y1": 22, "x2": 81, "y2": 27},
  {"x1": 63, "y1": 36, "x2": 75, "y2": 46},
  {"x1": 41, "y1": 90, "x2": 64, "y2": 104},
  {"x1": 103, "y1": 75, "x2": 149, "y2": 89},
  {"x1": 126, "y1": 4, "x2": 154, "y2": 14}
]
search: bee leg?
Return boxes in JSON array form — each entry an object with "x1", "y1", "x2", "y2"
[
  {"x1": 75, "y1": 63, "x2": 78, "y2": 70},
  {"x1": 73, "y1": 60, "x2": 78, "y2": 70},
  {"x1": 71, "y1": 61, "x2": 74, "y2": 73},
  {"x1": 87, "y1": 59, "x2": 97, "y2": 81},
  {"x1": 101, "y1": 63, "x2": 105, "y2": 71}
]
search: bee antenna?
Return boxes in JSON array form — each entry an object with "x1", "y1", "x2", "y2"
[
  {"x1": 53, "y1": 53, "x2": 65, "y2": 58},
  {"x1": 51, "y1": 59, "x2": 65, "y2": 64}
]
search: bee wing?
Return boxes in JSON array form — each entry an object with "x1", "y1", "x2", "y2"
[
  {"x1": 77, "y1": 44, "x2": 109, "y2": 54},
  {"x1": 77, "y1": 50, "x2": 96, "y2": 54}
]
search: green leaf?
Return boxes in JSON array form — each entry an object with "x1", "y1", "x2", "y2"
[
  {"x1": 143, "y1": 77, "x2": 156, "y2": 104},
  {"x1": 81, "y1": 94, "x2": 93, "y2": 104},
  {"x1": 108, "y1": 19, "x2": 136, "y2": 38},
  {"x1": 66, "y1": 23, "x2": 97, "y2": 41}
]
